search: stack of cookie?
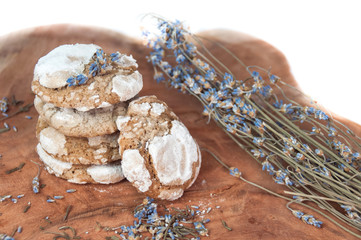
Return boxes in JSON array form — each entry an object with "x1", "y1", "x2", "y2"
[
  {"x1": 31, "y1": 44, "x2": 143, "y2": 184},
  {"x1": 32, "y1": 43, "x2": 202, "y2": 200}
]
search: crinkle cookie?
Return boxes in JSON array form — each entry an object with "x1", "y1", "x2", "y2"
[
  {"x1": 116, "y1": 96, "x2": 201, "y2": 201},
  {"x1": 36, "y1": 144, "x2": 124, "y2": 184},
  {"x1": 34, "y1": 95, "x2": 127, "y2": 137},
  {"x1": 31, "y1": 44, "x2": 143, "y2": 110},
  {"x1": 36, "y1": 117, "x2": 121, "y2": 165}
]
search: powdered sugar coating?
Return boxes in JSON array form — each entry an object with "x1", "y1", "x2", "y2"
[
  {"x1": 130, "y1": 102, "x2": 151, "y2": 116},
  {"x1": 75, "y1": 106, "x2": 92, "y2": 112},
  {"x1": 88, "y1": 134, "x2": 118, "y2": 147},
  {"x1": 115, "y1": 116, "x2": 131, "y2": 130},
  {"x1": 149, "y1": 120, "x2": 198, "y2": 186},
  {"x1": 111, "y1": 71, "x2": 143, "y2": 101},
  {"x1": 86, "y1": 164, "x2": 124, "y2": 184},
  {"x1": 115, "y1": 54, "x2": 138, "y2": 69},
  {"x1": 75, "y1": 101, "x2": 112, "y2": 112},
  {"x1": 158, "y1": 188, "x2": 184, "y2": 201},
  {"x1": 127, "y1": 96, "x2": 171, "y2": 119},
  {"x1": 150, "y1": 103, "x2": 165, "y2": 116},
  {"x1": 99, "y1": 102, "x2": 112, "y2": 108},
  {"x1": 122, "y1": 149, "x2": 152, "y2": 192},
  {"x1": 67, "y1": 178, "x2": 87, "y2": 184},
  {"x1": 88, "y1": 82, "x2": 95, "y2": 90},
  {"x1": 36, "y1": 144, "x2": 72, "y2": 175},
  {"x1": 39, "y1": 127, "x2": 67, "y2": 156},
  {"x1": 35, "y1": 44, "x2": 99, "y2": 88},
  {"x1": 187, "y1": 144, "x2": 202, "y2": 188}
]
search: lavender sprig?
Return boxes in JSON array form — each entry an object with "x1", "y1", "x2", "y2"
[
  {"x1": 66, "y1": 49, "x2": 136, "y2": 87},
  {"x1": 0, "y1": 97, "x2": 8, "y2": 113},
  {"x1": 30, "y1": 160, "x2": 41, "y2": 194},
  {"x1": 0, "y1": 103, "x2": 33, "y2": 122},
  {"x1": 144, "y1": 17, "x2": 361, "y2": 237}
]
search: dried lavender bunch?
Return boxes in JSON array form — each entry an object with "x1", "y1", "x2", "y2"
[
  {"x1": 100, "y1": 197, "x2": 209, "y2": 240},
  {"x1": 144, "y1": 17, "x2": 361, "y2": 237}
]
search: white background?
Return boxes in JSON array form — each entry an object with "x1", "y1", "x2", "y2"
[{"x1": 1, "y1": 0, "x2": 361, "y2": 124}]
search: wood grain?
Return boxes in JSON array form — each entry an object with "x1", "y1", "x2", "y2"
[{"x1": 0, "y1": 24, "x2": 360, "y2": 240}]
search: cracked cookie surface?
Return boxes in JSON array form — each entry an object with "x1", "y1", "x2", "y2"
[
  {"x1": 34, "y1": 95, "x2": 127, "y2": 137},
  {"x1": 36, "y1": 144, "x2": 124, "y2": 184},
  {"x1": 31, "y1": 44, "x2": 142, "y2": 110},
  {"x1": 36, "y1": 117, "x2": 121, "y2": 165},
  {"x1": 117, "y1": 96, "x2": 201, "y2": 201}
]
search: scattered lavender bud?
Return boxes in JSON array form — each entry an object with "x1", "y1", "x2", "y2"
[{"x1": 1, "y1": 195, "x2": 11, "y2": 202}]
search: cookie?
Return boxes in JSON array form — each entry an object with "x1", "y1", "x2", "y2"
[
  {"x1": 36, "y1": 117, "x2": 121, "y2": 165},
  {"x1": 34, "y1": 95, "x2": 127, "y2": 137},
  {"x1": 36, "y1": 144, "x2": 124, "y2": 184},
  {"x1": 116, "y1": 96, "x2": 201, "y2": 201},
  {"x1": 31, "y1": 44, "x2": 143, "y2": 110}
]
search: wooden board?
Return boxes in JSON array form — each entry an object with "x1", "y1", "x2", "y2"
[{"x1": 0, "y1": 24, "x2": 360, "y2": 239}]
